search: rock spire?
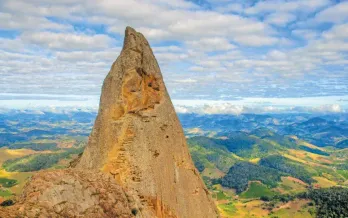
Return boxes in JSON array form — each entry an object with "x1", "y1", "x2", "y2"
[
  {"x1": 0, "y1": 27, "x2": 219, "y2": 218},
  {"x1": 76, "y1": 26, "x2": 218, "y2": 217}
]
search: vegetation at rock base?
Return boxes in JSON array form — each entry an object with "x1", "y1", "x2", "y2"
[
  {"x1": 0, "y1": 199, "x2": 14, "y2": 207},
  {"x1": 0, "y1": 178, "x2": 18, "y2": 188}
]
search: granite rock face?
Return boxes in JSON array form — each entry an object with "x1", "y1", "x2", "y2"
[
  {"x1": 76, "y1": 27, "x2": 218, "y2": 218},
  {"x1": 0, "y1": 27, "x2": 219, "y2": 218},
  {"x1": 0, "y1": 169, "x2": 135, "y2": 218}
]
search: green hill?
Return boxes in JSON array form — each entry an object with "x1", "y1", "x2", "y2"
[
  {"x1": 259, "y1": 155, "x2": 315, "y2": 184},
  {"x1": 220, "y1": 162, "x2": 284, "y2": 193}
]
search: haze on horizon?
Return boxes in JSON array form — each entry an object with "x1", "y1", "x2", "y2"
[{"x1": 0, "y1": 0, "x2": 347, "y2": 113}]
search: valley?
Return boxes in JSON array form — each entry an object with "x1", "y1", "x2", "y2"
[{"x1": 0, "y1": 110, "x2": 347, "y2": 217}]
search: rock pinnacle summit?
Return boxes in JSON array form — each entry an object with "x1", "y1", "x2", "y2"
[
  {"x1": 77, "y1": 26, "x2": 219, "y2": 218},
  {"x1": 0, "y1": 27, "x2": 219, "y2": 218}
]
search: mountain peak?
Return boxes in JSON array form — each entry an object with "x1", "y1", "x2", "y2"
[
  {"x1": 1, "y1": 27, "x2": 219, "y2": 218},
  {"x1": 123, "y1": 26, "x2": 147, "y2": 51},
  {"x1": 77, "y1": 26, "x2": 219, "y2": 217}
]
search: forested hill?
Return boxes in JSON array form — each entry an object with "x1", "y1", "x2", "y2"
[{"x1": 184, "y1": 113, "x2": 348, "y2": 217}]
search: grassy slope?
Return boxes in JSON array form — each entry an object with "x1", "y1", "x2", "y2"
[
  {"x1": 240, "y1": 182, "x2": 276, "y2": 199},
  {"x1": 189, "y1": 133, "x2": 348, "y2": 218}
]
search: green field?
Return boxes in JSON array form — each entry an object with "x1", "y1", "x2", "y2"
[
  {"x1": 337, "y1": 170, "x2": 348, "y2": 179},
  {"x1": 240, "y1": 182, "x2": 276, "y2": 199},
  {"x1": 218, "y1": 202, "x2": 237, "y2": 217},
  {"x1": 216, "y1": 190, "x2": 231, "y2": 201},
  {"x1": 0, "y1": 189, "x2": 12, "y2": 197}
]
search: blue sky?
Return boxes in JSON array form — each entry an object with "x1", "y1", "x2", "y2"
[{"x1": 0, "y1": 0, "x2": 347, "y2": 113}]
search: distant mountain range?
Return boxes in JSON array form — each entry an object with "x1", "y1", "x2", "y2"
[
  {"x1": 180, "y1": 113, "x2": 348, "y2": 148},
  {"x1": 1, "y1": 111, "x2": 347, "y2": 148}
]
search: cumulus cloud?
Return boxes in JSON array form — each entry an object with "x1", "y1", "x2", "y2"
[
  {"x1": 233, "y1": 35, "x2": 278, "y2": 46},
  {"x1": 265, "y1": 12, "x2": 296, "y2": 26},
  {"x1": 173, "y1": 103, "x2": 346, "y2": 115},
  {"x1": 0, "y1": 0, "x2": 347, "y2": 107},
  {"x1": 245, "y1": 0, "x2": 330, "y2": 14},
  {"x1": 292, "y1": 29, "x2": 319, "y2": 40},
  {"x1": 0, "y1": 12, "x2": 72, "y2": 31},
  {"x1": 21, "y1": 32, "x2": 115, "y2": 51},
  {"x1": 322, "y1": 23, "x2": 348, "y2": 40},
  {"x1": 307, "y1": 104, "x2": 342, "y2": 113},
  {"x1": 185, "y1": 37, "x2": 236, "y2": 52},
  {"x1": 314, "y1": 1, "x2": 348, "y2": 23},
  {"x1": 56, "y1": 49, "x2": 121, "y2": 63},
  {"x1": 215, "y1": 3, "x2": 243, "y2": 13}
]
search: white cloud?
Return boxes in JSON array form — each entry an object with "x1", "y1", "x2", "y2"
[
  {"x1": 174, "y1": 105, "x2": 190, "y2": 113},
  {"x1": 0, "y1": 12, "x2": 71, "y2": 31},
  {"x1": 309, "y1": 40, "x2": 348, "y2": 52},
  {"x1": 267, "y1": 50, "x2": 288, "y2": 60},
  {"x1": 172, "y1": 97, "x2": 348, "y2": 114},
  {"x1": 322, "y1": 23, "x2": 348, "y2": 40},
  {"x1": 245, "y1": 0, "x2": 330, "y2": 14},
  {"x1": 143, "y1": 0, "x2": 198, "y2": 9},
  {"x1": 154, "y1": 52, "x2": 189, "y2": 65},
  {"x1": 105, "y1": 6, "x2": 277, "y2": 47},
  {"x1": 0, "y1": 0, "x2": 347, "y2": 105},
  {"x1": 173, "y1": 78, "x2": 197, "y2": 83},
  {"x1": 265, "y1": 12, "x2": 296, "y2": 26},
  {"x1": 126, "y1": 27, "x2": 171, "y2": 41},
  {"x1": 21, "y1": 32, "x2": 115, "y2": 51},
  {"x1": 173, "y1": 102, "x2": 346, "y2": 115},
  {"x1": 292, "y1": 29, "x2": 318, "y2": 40},
  {"x1": 215, "y1": 3, "x2": 243, "y2": 13},
  {"x1": 311, "y1": 104, "x2": 342, "y2": 113},
  {"x1": 0, "y1": 38, "x2": 28, "y2": 52},
  {"x1": 153, "y1": 46, "x2": 183, "y2": 53},
  {"x1": 55, "y1": 49, "x2": 121, "y2": 62},
  {"x1": 233, "y1": 35, "x2": 278, "y2": 46},
  {"x1": 201, "y1": 103, "x2": 245, "y2": 114},
  {"x1": 189, "y1": 66, "x2": 205, "y2": 72},
  {"x1": 185, "y1": 37, "x2": 235, "y2": 52},
  {"x1": 0, "y1": 95, "x2": 347, "y2": 114},
  {"x1": 196, "y1": 60, "x2": 222, "y2": 69},
  {"x1": 2, "y1": 0, "x2": 80, "y2": 18},
  {"x1": 314, "y1": 1, "x2": 348, "y2": 23}
]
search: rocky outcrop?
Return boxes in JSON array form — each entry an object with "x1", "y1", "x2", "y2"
[
  {"x1": 76, "y1": 26, "x2": 218, "y2": 218},
  {"x1": 1, "y1": 27, "x2": 219, "y2": 218},
  {"x1": 0, "y1": 169, "x2": 135, "y2": 217}
]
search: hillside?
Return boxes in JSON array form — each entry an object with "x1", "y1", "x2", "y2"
[
  {"x1": 187, "y1": 132, "x2": 348, "y2": 217},
  {"x1": 0, "y1": 111, "x2": 348, "y2": 217}
]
